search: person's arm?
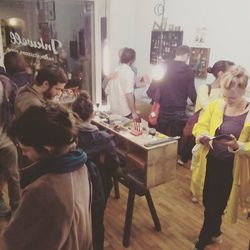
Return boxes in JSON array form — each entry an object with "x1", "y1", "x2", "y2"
[
  {"x1": 146, "y1": 80, "x2": 160, "y2": 102},
  {"x1": 125, "y1": 92, "x2": 138, "y2": 118},
  {"x1": 102, "y1": 71, "x2": 119, "y2": 90},
  {"x1": 225, "y1": 136, "x2": 250, "y2": 156},
  {"x1": 195, "y1": 84, "x2": 210, "y2": 111},
  {"x1": 124, "y1": 69, "x2": 138, "y2": 118},
  {"x1": 192, "y1": 101, "x2": 215, "y2": 145}
]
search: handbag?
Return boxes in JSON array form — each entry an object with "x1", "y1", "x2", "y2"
[
  {"x1": 148, "y1": 102, "x2": 160, "y2": 126},
  {"x1": 183, "y1": 110, "x2": 200, "y2": 137},
  {"x1": 183, "y1": 84, "x2": 212, "y2": 137}
]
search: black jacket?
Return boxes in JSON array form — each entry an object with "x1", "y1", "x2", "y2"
[
  {"x1": 77, "y1": 127, "x2": 119, "y2": 174},
  {"x1": 158, "y1": 60, "x2": 196, "y2": 113}
]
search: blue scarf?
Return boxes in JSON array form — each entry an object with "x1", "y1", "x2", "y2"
[{"x1": 21, "y1": 148, "x2": 87, "y2": 188}]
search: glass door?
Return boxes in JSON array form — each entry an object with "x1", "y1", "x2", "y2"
[{"x1": 0, "y1": 0, "x2": 95, "y2": 99}]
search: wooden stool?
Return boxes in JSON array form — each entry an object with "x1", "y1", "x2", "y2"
[
  {"x1": 119, "y1": 175, "x2": 161, "y2": 247},
  {"x1": 113, "y1": 176, "x2": 120, "y2": 199}
]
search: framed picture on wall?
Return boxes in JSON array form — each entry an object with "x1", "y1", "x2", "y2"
[
  {"x1": 189, "y1": 47, "x2": 210, "y2": 79},
  {"x1": 47, "y1": 1, "x2": 55, "y2": 21}
]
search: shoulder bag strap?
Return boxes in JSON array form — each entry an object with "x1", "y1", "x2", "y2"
[{"x1": 207, "y1": 84, "x2": 212, "y2": 97}]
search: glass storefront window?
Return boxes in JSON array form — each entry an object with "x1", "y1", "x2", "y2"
[{"x1": 0, "y1": 0, "x2": 95, "y2": 98}]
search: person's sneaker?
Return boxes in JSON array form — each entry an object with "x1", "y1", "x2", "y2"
[
  {"x1": 0, "y1": 200, "x2": 11, "y2": 217},
  {"x1": 177, "y1": 159, "x2": 184, "y2": 166},
  {"x1": 211, "y1": 235, "x2": 223, "y2": 244},
  {"x1": 191, "y1": 196, "x2": 199, "y2": 203}
]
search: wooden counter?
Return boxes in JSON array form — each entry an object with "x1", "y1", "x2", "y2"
[{"x1": 93, "y1": 116, "x2": 178, "y2": 189}]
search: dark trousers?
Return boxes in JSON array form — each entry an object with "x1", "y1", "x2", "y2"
[
  {"x1": 92, "y1": 207, "x2": 105, "y2": 250},
  {"x1": 92, "y1": 163, "x2": 113, "y2": 250},
  {"x1": 178, "y1": 134, "x2": 195, "y2": 162},
  {"x1": 157, "y1": 111, "x2": 187, "y2": 136},
  {"x1": 195, "y1": 154, "x2": 234, "y2": 249}
]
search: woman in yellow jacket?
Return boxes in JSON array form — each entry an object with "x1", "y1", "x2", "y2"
[{"x1": 192, "y1": 66, "x2": 250, "y2": 250}]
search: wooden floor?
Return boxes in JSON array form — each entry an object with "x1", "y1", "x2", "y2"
[
  {"x1": 0, "y1": 166, "x2": 249, "y2": 249},
  {"x1": 104, "y1": 165, "x2": 250, "y2": 250}
]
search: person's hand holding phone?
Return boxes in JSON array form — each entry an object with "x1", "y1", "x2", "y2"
[
  {"x1": 216, "y1": 134, "x2": 239, "y2": 151},
  {"x1": 198, "y1": 135, "x2": 211, "y2": 147}
]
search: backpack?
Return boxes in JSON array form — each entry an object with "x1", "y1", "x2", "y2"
[
  {"x1": 183, "y1": 84, "x2": 211, "y2": 137},
  {"x1": 0, "y1": 73, "x2": 17, "y2": 130},
  {"x1": 86, "y1": 160, "x2": 106, "y2": 213}
]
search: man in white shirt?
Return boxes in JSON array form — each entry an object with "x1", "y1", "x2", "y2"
[{"x1": 105, "y1": 48, "x2": 138, "y2": 119}]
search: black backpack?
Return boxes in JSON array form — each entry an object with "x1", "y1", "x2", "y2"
[
  {"x1": 0, "y1": 73, "x2": 17, "y2": 131},
  {"x1": 86, "y1": 160, "x2": 105, "y2": 213}
]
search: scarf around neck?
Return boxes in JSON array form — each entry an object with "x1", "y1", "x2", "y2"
[{"x1": 21, "y1": 148, "x2": 87, "y2": 188}]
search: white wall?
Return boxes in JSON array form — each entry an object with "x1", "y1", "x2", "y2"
[
  {"x1": 108, "y1": 0, "x2": 250, "y2": 87},
  {"x1": 109, "y1": 0, "x2": 136, "y2": 69}
]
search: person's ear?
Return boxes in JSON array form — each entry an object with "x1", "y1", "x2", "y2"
[
  {"x1": 42, "y1": 81, "x2": 50, "y2": 91},
  {"x1": 217, "y1": 71, "x2": 224, "y2": 79}
]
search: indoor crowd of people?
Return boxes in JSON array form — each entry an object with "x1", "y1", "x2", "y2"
[{"x1": 0, "y1": 46, "x2": 249, "y2": 250}]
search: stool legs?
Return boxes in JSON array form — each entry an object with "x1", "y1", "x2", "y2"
[
  {"x1": 145, "y1": 190, "x2": 161, "y2": 231},
  {"x1": 113, "y1": 177, "x2": 120, "y2": 199},
  {"x1": 122, "y1": 188, "x2": 161, "y2": 247},
  {"x1": 123, "y1": 189, "x2": 135, "y2": 247}
]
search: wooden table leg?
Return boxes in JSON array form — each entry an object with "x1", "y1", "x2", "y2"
[
  {"x1": 145, "y1": 190, "x2": 161, "y2": 231},
  {"x1": 123, "y1": 188, "x2": 135, "y2": 247}
]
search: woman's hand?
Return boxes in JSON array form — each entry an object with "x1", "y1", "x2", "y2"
[
  {"x1": 198, "y1": 135, "x2": 211, "y2": 147},
  {"x1": 217, "y1": 134, "x2": 239, "y2": 151}
]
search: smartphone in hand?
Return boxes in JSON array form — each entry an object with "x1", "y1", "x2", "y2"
[{"x1": 211, "y1": 134, "x2": 233, "y2": 141}]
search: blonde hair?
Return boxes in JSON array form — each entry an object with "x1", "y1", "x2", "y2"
[{"x1": 221, "y1": 65, "x2": 249, "y2": 89}]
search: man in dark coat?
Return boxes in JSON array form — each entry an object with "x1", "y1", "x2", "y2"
[{"x1": 156, "y1": 45, "x2": 196, "y2": 136}]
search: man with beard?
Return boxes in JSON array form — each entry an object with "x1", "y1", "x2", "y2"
[{"x1": 15, "y1": 64, "x2": 67, "y2": 118}]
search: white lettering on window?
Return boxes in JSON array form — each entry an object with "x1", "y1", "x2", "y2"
[{"x1": 9, "y1": 32, "x2": 63, "y2": 55}]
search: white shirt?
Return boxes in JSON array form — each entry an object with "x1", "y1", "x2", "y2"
[{"x1": 105, "y1": 64, "x2": 134, "y2": 116}]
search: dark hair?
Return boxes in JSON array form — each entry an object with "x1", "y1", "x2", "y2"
[
  {"x1": 9, "y1": 102, "x2": 75, "y2": 153},
  {"x1": 207, "y1": 60, "x2": 235, "y2": 78},
  {"x1": 35, "y1": 64, "x2": 68, "y2": 87},
  {"x1": 120, "y1": 48, "x2": 136, "y2": 64},
  {"x1": 175, "y1": 45, "x2": 191, "y2": 56},
  {"x1": 4, "y1": 51, "x2": 25, "y2": 75},
  {"x1": 72, "y1": 91, "x2": 93, "y2": 121}
]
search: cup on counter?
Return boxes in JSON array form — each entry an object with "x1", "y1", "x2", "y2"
[{"x1": 148, "y1": 128, "x2": 156, "y2": 136}]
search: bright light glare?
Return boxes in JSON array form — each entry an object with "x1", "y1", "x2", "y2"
[
  {"x1": 8, "y1": 18, "x2": 18, "y2": 27},
  {"x1": 103, "y1": 40, "x2": 110, "y2": 76},
  {"x1": 151, "y1": 64, "x2": 166, "y2": 81}
]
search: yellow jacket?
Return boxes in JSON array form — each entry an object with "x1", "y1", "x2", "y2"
[{"x1": 191, "y1": 99, "x2": 250, "y2": 223}]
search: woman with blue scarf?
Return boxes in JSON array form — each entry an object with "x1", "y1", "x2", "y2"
[{"x1": 0, "y1": 102, "x2": 93, "y2": 250}]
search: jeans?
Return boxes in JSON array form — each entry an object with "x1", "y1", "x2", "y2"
[
  {"x1": 195, "y1": 154, "x2": 234, "y2": 249},
  {"x1": 157, "y1": 110, "x2": 187, "y2": 136},
  {"x1": 0, "y1": 143, "x2": 21, "y2": 210}
]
